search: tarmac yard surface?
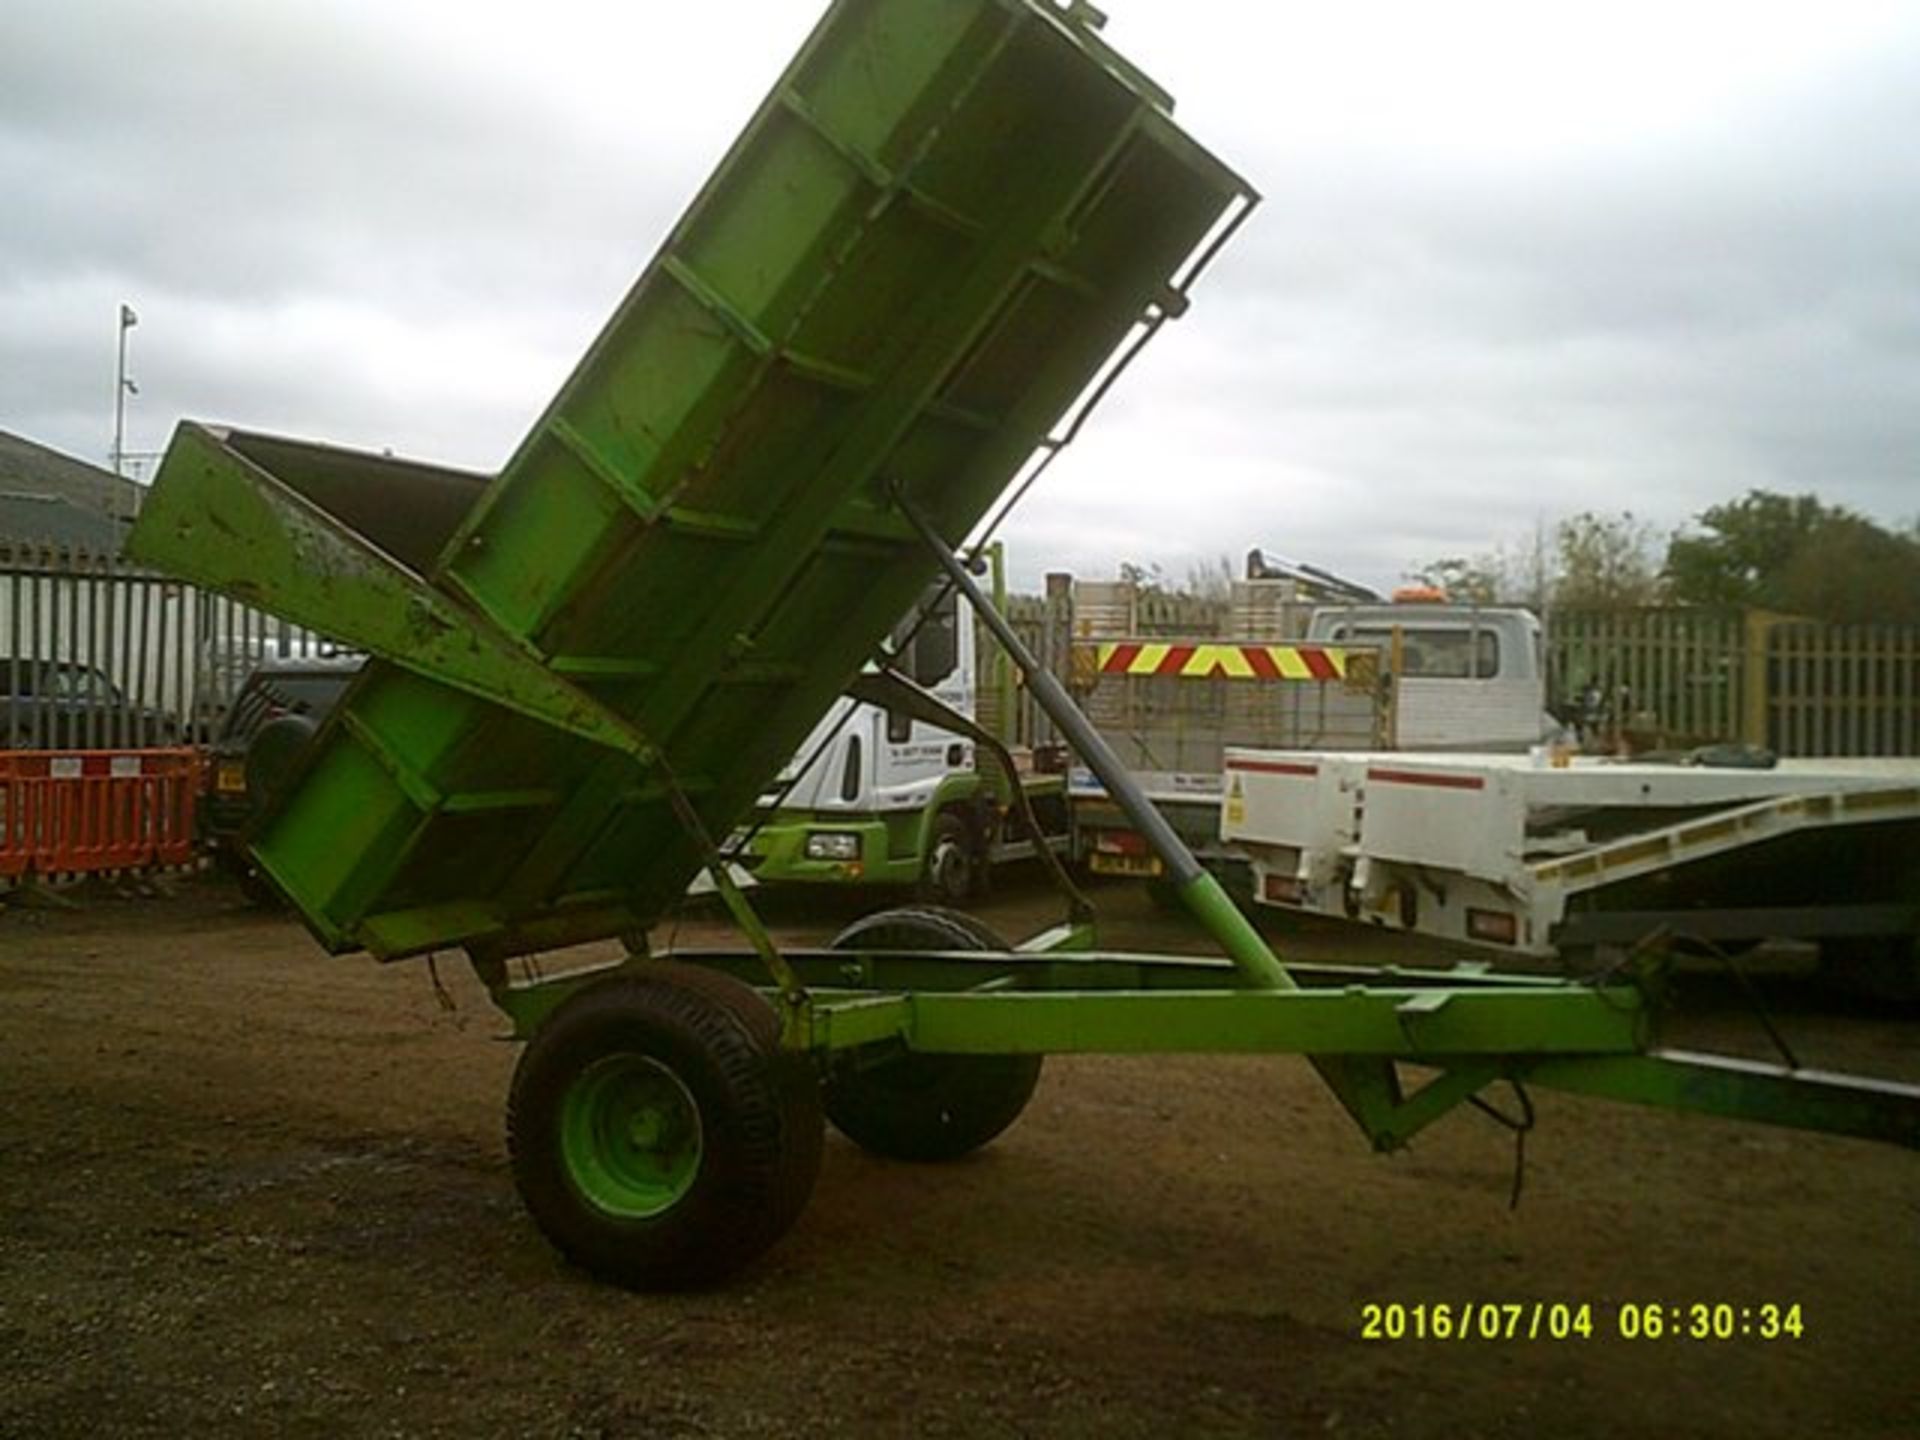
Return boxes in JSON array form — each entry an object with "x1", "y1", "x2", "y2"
[{"x1": 2, "y1": 876, "x2": 1916, "y2": 1439}]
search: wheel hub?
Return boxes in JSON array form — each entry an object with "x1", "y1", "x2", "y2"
[{"x1": 561, "y1": 1054, "x2": 704, "y2": 1218}]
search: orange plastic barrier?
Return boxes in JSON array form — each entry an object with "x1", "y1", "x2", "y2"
[{"x1": 0, "y1": 750, "x2": 202, "y2": 882}]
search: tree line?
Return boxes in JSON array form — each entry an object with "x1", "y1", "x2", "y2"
[{"x1": 1409, "y1": 490, "x2": 1920, "y2": 624}]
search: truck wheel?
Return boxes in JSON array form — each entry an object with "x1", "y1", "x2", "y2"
[
  {"x1": 506, "y1": 963, "x2": 823, "y2": 1289},
  {"x1": 919, "y1": 813, "x2": 978, "y2": 906},
  {"x1": 244, "y1": 713, "x2": 318, "y2": 806},
  {"x1": 826, "y1": 908, "x2": 1043, "y2": 1161}
]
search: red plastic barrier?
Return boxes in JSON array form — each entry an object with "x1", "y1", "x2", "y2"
[{"x1": 0, "y1": 750, "x2": 202, "y2": 881}]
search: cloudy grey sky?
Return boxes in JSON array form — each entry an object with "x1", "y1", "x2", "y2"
[{"x1": 5, "y1": 0, "x2": 1918, "y2": 593}]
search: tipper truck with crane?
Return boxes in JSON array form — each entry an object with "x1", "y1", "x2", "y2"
[{"x1": 1070, "y1": 577, "x2": 1555, "y2": 887}]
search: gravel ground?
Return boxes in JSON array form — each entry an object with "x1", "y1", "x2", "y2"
[{"x1": 1, "y1": 873, "x2": 1915, "y2": 1438}]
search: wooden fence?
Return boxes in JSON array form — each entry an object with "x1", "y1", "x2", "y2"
[
  {"x1": 1472, "y1": 604, "x2": 1917, "y2": 758},
  {"x1": 1764, "y1": 619, "x2": 1920, "y2": 757},
  {"x1": 1546, "y1": 606, "x2": 1747, "y2": 748},
  {"x1": 2, "y1": 543, "x2": 342, "y2": 751}
]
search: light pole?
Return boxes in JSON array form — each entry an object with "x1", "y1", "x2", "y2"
[
  {"x1": 112, "y1": 303, "x2": 138, "y2": 479},
  {"x1": 112, "y1": 302, "x2": 140, "y2": 531}
]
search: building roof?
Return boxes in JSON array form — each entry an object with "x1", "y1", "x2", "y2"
[
  {"x1": 0, "y1": 491, "x2": 126, "y2": 552},
  {"x1": 0, "y1": 430, "x2": 141, "y2": 517},
  {"x1": 0, "y1": 430, "x2": 144, "y2": 555}
]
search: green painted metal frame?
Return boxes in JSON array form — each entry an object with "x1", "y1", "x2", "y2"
[
  {"x1": 121, "y1": 0, "x2": 1920, "y2": 1164},
  {"x1": 477, "y1": 945, "x2": 1920, "y2": 1152},
  {"x1": 130, "y1": 0, "x2": 1257, "y2": 966}
]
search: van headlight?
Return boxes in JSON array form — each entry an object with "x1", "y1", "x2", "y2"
[{"x1": 804, "y1": 831, "x2": 861, "y2": 861}]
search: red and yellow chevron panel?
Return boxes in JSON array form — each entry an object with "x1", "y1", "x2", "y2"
[{"x1": 1091, "y1": 641, "x2": 1356, "y2": 681}]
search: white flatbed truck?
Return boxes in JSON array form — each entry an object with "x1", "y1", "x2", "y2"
[{"x1": 1222, "y1": 747, "x2": 1920, "y2": 997}]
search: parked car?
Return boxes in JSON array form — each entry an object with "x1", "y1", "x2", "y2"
[
  {"x1": 1, "y1": 658, "x2": 180, "y2": 749},
  {"x1": 205, "y1": 657, "x2": 362, "y2": 896}
]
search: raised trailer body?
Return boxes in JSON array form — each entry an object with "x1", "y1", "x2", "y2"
[
  {"x1": 134, "y1": 0, "x2": 1248, "y2": 964},
  {"x1": 125, "y1": 0, "x2": 1917, "y2": 1290}
]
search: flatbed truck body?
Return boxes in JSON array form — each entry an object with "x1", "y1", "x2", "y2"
[{"x1": 1224, "y1": 748, "x2": 1920, "y2": 988}]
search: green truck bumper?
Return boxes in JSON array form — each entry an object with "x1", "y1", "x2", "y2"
[{"x1": 744, "y1": 814, "x2": 917, "y2": 887}]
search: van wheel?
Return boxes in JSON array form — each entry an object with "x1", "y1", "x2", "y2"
[
  {"x1": 919, "y1": 813, "x2": 977, "y2": 906},
  {"x1": 218, "y1": 845, "x2": 283, "y2": 910}
]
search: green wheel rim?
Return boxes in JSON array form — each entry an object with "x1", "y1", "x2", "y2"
[{"x1": 560, "y1": 1054, "x2": 704, "y2": 1219}]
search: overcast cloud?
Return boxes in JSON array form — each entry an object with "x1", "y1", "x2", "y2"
[{"x1": 4, "y1": 0, "x2": 1918, "y2": 593}]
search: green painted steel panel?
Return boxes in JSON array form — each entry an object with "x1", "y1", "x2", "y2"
[{"x1": 130, "y1": 0, "x2": 1255, "y2": 961}]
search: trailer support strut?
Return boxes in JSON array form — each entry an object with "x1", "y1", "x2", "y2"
[{"x1": 895, "y1": 492, "x2": 1293, "y2": 991}]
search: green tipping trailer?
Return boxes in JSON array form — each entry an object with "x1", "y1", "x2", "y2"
[{"x1": 129, "y1": 0, "x2": 1917, "y2": 1289}]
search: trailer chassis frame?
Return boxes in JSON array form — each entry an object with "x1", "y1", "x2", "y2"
[
  {"x1": 476, "y1": 940, "x2": 1919, "y2": 1152},
  {"x1": 468, "y1": 505, "x2": 1920, "y2": 1158}
]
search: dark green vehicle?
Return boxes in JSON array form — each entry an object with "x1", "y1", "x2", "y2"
[{"x1": 203, "y1": 657, "x2": 361, "y2": 893}]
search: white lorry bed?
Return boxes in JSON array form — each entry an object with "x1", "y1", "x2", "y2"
[{"x1": 1222, "y1": 748, "x2": 1920, "y2": 963}]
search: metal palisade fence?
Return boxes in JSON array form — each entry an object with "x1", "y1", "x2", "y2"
[
  {"x1": 6, "y1": 546, "x2": 1913, "y2": 761},
  {"x1": 1, "y1": 542, "x2": 343, "y2": 751}
]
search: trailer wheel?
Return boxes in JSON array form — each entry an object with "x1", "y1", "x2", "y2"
[
  {"x1": 919, "y1": 813, "x2": 978, "y2": 906},
  {"x1": 507, "y1": 963, "x2": 823, "y2": 1289},
  {"x1": 826, "y1": 908, "x2": 1043, "y2": 1161}
]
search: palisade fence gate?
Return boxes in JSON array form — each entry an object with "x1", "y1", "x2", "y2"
[{"x1": 1, "y1": 543, "x2": 345, "y2": 751}]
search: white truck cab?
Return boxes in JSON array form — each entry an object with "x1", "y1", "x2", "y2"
[
  {"x1": 742, "y1": 583, "x2": 1068, "y2": 901},
  {"x1": 1303, "y1": 599, "x2": 1549, "y2": 750},
  {"x1": 767, "y1": 587, "x2": 976, "y2": 817}
]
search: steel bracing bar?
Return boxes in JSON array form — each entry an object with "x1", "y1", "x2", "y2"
[
  {"x1": 894, "y1": 493, "x2": 1292, "y2": 990},
  {"x1": 479, "y1": 942, "x2": 1920, "y2": 1151},
  {"x1": 1528, "y1": 1049, "x2": 1920, "y2": 1151}
]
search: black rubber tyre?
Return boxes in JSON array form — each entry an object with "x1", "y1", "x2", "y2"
[
  {"x1": 506, "y1": 962, "x2": 823, "y2": 1290},
  {"x1": 244, "y1": 713, "x2": 318, "y2": 806},
  {"x1": 826, "y1": 908, "x2": 1043, "y2": 1161},
  {"x1": 918, "y1": 813, "x2": 978, "y2": 907},
  {"x1": 219, "y1": 846, "x2": 283, "y2": 910}
]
